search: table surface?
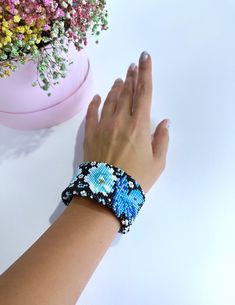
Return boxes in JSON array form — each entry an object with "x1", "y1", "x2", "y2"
[{"x1": 1, "y1": 1, "x2": 235, "y2": 305}]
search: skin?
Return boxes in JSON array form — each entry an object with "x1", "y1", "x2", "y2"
[{"x1": 0, "y1": 51, "x2": 169, "y2": 305}]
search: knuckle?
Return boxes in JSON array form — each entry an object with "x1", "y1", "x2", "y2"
[
  {"x1": 130, "y1": 119, "x2": 140, "y2": 134},
  {"x1": 107, "y1": 89, "x2": 114, "y2": 99},
  {"x1": 87, "y1": 102, "x2": 95, "y2": 113},
  {"x1": 136, "y1": 82, "x2": 146, "y2": 94},
  {"x1": 110, "y1": 118, "x2": 121, "y2": 131},
  {"x1": 105, "y1": 87, "x2": 119, "y2": 102},
  {"x1": 131, "y1": 116, "x2": 148, "y2": 133},
  {"x1": 157, "y1": 159, "x2": 166, "y2": 172},
  {"x1": 136, "y1": 82, "x2": 152, "y2": 96},
  {"x1": 121, "y1": 85, "x2": 132, "y2": 97},
  {"x1": 102, "y1": 123, "x2": 119, "y2": 144}
]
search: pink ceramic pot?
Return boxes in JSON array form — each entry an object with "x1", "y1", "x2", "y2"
[{"x1": 0, "y1": 43, "x2": 93, "y2": 130}]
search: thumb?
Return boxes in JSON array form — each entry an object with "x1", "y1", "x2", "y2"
[{"x1": 152, "y1": 119, "x2": 170, "y2": 168}]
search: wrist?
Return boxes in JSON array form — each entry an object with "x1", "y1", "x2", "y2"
[
  {"x1": 68, "y1": 195, "x2": 121, "y2": 232},
  {"x1": 62, "y1": 161, "x2": 146, "y2": 234}
]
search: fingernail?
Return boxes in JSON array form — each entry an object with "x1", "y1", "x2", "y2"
[
  {"x1": 140, "y1": 51, "x2": 149, "y2": 62},
  {"x1": 114, "y1": 78, "x2": 123, "y2": 84},
  {"x1": 165, "y1": 119, "x2": 171, "y2": 129},
  {"x1": 129, "y1": 63, "x2": 137, "y2": 71},
  {"x1": 93, "y1": 94, "x2": 100, "y2": 102}
]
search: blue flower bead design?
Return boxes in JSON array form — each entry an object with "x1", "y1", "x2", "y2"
[
  {"x1": 113, "y1": 175, "x2": 144, "y2": 221},
  {"x1": 84, "y1": 163, "x2": 116, "y2": 196},
  {"x1": 61, "y1": 161, "x2": 146, "y2": 234}
]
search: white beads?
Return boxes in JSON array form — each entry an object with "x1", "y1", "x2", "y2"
[
  {"x1": 121, "y1": 219, "x2": 129, "y2": 226},
  {"x1": 128, "y1": 181, "x2": 134, "y2": 188}
]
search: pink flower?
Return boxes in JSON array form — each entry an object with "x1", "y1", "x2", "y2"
[
  {"x1": 54, "y1": 8, "x2": 65, "y2": 19},
  {"x1": 25, "y1": 16, "x2": 36, "y2": 25},
  {"x1": 17, "y1": 33, "x2": 24, "y2": 40},
  {"x1": 43, "y1": 24, "x2": 51, "y2": 31},
  {"x1": 43, "y1": 0, "x2": 53, "y2": 6}
]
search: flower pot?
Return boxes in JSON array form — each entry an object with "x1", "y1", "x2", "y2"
[{"x1": 0, "y1": 43, "x2": 93, "y2": 130}]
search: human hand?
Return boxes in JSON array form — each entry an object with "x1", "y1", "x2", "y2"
[{"x1": 83, "y1": 51, "x2": 170, "y2": 194}]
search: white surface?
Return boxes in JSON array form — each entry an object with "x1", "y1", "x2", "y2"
[{"x1": 0, "y1": 1, "x2": 235, "y2": 305}]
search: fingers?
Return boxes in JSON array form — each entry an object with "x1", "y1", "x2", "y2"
[
  {"x1": 131, "y1": 63, "x2": 139, "y2": 114},
  {"x1": 84, "y1": 95, "x2": 101, "y2": 141},
  {"x1": 99, "y1": 78, "x2": 124, "y2": 121},
  {"x1": 115, "y1": 62, "x2": 138, "y2": 116},
  {"x1": 92, "y1": 50, "x2": 152, "y2": 128},
  {"x1": 132, "y1": 51, "x2": 152, "y2": 121},
  {"x1": 152, "y1": 119, "x2": 170, "y2": 169}
]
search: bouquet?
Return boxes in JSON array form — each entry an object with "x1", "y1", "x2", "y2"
[{"x1": 0, "y1": 0, "x2": 108, "y2": 96}]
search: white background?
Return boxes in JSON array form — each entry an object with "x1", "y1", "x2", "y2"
[{"x1": 1, "y1": 1, "x2": 235, "y2": 304}]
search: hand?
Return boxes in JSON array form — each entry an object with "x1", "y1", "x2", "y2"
[{"x1": 83, "y1": 51, "x2": 170, "y2": 194}]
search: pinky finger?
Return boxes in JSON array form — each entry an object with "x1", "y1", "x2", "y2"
[{"x1": 85, "y1": 95, "x2": 101, "y2": 140}]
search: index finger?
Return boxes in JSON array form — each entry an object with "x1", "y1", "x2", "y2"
[{"x1": 132, "y1": 51, "x2": 152, "y2": 121}]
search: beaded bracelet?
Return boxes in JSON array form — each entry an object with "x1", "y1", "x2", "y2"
[{"x1": 61, "y1": 161, "x2": 146, "y2": 234}]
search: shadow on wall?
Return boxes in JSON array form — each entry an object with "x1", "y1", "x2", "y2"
[
  {"x1": 49, "y1": 117, "x2": 122, "y2": 247},
  {"x1": 0, "y1": 125, "x2": 54, "y2": 165}
]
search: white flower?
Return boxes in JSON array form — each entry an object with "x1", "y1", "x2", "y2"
[
  {"x1": 61, "y1": 1, "x2": 68, "y2": 8},
  {"x1": 91, "y1": 161, "x2": 96, "y2": 165},
  {"x1": 85, "y1": 163, "x2": 115, "y2": 196},
  {"x1": 79, "y1": 174, "x2": 84, "y2": 178},
  {"x1": 81, "y1": 190, "x2": 87, "y2": 196}
]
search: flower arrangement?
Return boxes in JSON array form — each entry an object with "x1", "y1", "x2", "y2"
[{"x1": 0, "y1": 0, "x2": 108, "y2": 96}]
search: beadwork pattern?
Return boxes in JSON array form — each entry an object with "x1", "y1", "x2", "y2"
[{"x1": 61, "y1": 161, "x2": 146, "y2": 234}]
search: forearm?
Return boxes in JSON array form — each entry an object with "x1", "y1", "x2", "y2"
[{"x1": 0, "y1": 196, "x2": 121, "y2": 305}]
